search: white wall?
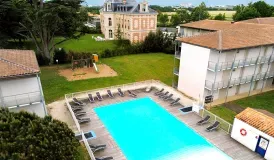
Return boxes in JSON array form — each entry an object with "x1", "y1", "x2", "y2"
[
  {"x1": 177, "y1": 43, "x2": 210, "y2": 99},
  {"x1": 0, "y1": 76, "x2": 40, "y2": 97},
  {"x1": 0, "y1": 76, "x2": 46, "y2": 117},
  {"x1": 231, "y1": 118, "x2": 274, "y2": 160}
]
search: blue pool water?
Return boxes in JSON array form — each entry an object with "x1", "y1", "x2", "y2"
[{"x1": 95, "y1": 97, "x2": 232, "y2": 160}]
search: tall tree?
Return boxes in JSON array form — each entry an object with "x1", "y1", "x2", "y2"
[
  {"x1": 0, "y1": 0, "x2": 26, "y2": 48},
  {"x1": 191, "y1": 2, "x2": 210, "y2": 21},
  {"x1": 19, "y1": 0, "x2": 87, "y2": 63},
  {"x1": 176, "y1": 9, "x2": 191, "y2": 24},
  {"x1": 0, "y1": 108, "x2": 80, "y2": 159},
  {"x1": 158, "y1": 13, "x2": 169, "y2": 26},
  {"x1": 233, "y1": 4, "x2": 261, "y2": 21},
  {"x1": 170, "y1": 14, "x2": 180, "y2": 26},
  {"x1": 252, "y1": 1, "x2": 272, "y2": 17}
]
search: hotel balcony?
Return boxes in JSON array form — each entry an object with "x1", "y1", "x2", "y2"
[
  {"x1": 0, "y1": 91, "x2": 42, "y2": 108},
  {"x1": 205, "y1": 72, "x2": 274, "y2": 91},
  {"x1": 173, "y1": 67, "x2": 180, "y2": 76},
  {"x1": 175, "y1": 51, "x2": 181, "y2": 59},
  {"x1": 207, "y1": 56, "x2": 274, "y2": 72}
]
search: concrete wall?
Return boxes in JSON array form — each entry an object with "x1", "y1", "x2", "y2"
[
  {"x1": 231, "y1": 118, "x2": 274, "y2": 160},
  {"x1": 0, "y1": 76, "x2": 46, "y2": 117},
  {"x1": 178, "y1": 43, "x2": 210, "y2": 99}
]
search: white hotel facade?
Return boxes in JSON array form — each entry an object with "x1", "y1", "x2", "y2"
[{"x1": 174, "y1": 19, "x2": 274, "y2": 101}]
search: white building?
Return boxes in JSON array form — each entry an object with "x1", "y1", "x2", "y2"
[
  {"x1": 173, "y1": 22, "x2": 274, "y2": 101},
  {"x1": 0, "y1": 49, "x2": 47, "y2": 117},
  {"x1": 231, "y1": 108, "x2": 274, "y2": 160}
]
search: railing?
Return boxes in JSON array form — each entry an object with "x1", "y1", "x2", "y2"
[
  {"x1": 0, "y1": 91, "x2": 41, "y2": 107},
  {"x1": 172, "y1": 82, "x2": 178, "y2": 89},
  {"x1": 199, "y1": 109, "x2": 233, "y2": 134},
  {"x1": 173, "y1": 68, "x2": 179, "y2": 76},
  {"x1": 208, "y1": 56, "x2": 274, "y2": 72},
  {"x1": 205, "y1": 72, "x2": 274, "y2": 90},
  {"x1": 175, "y1": 51, "x2": 181, "y2": 59},
  {"x1": 82, "y1": 131, "x2": 96, "y2": 160}
]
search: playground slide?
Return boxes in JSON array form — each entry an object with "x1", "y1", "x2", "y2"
[{"x1": 93, "y1": 63, "x2": 99, "y2": 73}]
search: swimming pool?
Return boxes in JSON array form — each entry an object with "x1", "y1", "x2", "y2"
[{"x1": 95, "y1": 97, "x2": 232, "y2": 160}]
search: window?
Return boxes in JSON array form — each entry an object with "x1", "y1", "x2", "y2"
[
  {"x1": 109, "y1": 30, "x2": 113, "y2": 38},
  {"x1": 108, "y1": 18, "x2": 112, "y2": 26}
]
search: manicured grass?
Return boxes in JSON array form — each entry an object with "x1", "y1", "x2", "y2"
[
  {"x1": 233, "y1": 90, "x2": 274, "y2": 113},
  {"x1": 41, "y1": 53, "x2": 174, "y2": 103},
  {"x1": 209, "y1": 106, "x2": 237, "y2": 124},
  {"x1": 55, "y1": 34, "x2": 116, "y2": 53}
]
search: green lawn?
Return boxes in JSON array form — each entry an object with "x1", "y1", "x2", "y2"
[
  {"x1": 41, "y1": 53, "x2": 174, "y2": 103},
  {"x1": 8, "y1": 34, "x2": 116, "y2": 53},
  {"x1": 76, "y1": 145, "x2": 90, "y2": 160},
  {"x1": 209, "y1": 106, "x2": 237, "y2": 124},
  {"x1": 55, "y1": 34, "x2": 116, "y2": 53},
  {"x1": 234, "y1": 90, "x2": 274, "y2": 113}
]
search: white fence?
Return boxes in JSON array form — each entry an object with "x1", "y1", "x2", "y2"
[{"x1": 82, "y1": 131, "x2": 96, "y2": 160}]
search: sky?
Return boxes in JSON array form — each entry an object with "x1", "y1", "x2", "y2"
[{"x1": 86, "y1": 0, "x2": 274, "y2": 6}]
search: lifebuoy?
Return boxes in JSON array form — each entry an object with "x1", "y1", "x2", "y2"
[{"x1": 240, "y1": 128, "x2": 247, "y2": 136}]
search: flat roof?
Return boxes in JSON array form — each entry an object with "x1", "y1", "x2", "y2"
[{"x1": 236, "y1": 108, "x2": 274, "y2": 137}]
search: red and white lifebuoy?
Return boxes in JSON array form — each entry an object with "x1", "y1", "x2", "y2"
[{"x1": 240, "y1": 128, "x2": 247, "y2": 136}]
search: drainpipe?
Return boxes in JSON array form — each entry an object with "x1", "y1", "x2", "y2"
[
  {"x1": 261, "y1": 46, "x2": 274, "y2": 92},
  {"x1": 224, "y1": 50, "x2": 237, "y2": 104},
  {"x1": 248, "y1": 46, "x2": 262, "y2": 96},
  {"x1": 209, "y1": 50, "x2": 221, "y2": 108},
  {"x1": 36, "y1": 74, "x2": 48, "y2": 116}
]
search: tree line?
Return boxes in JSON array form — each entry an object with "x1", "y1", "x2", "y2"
[
  {"x1": 158, "y1": 2, "x2": 210, "y2": 27},
  {"x1": 157, "y1": 1, "x2": 274, "y2": 27},
  {"x1": 233, "y1": 1, "x2": 274, "y2": 21},
  {"x1": 0, "y1": 0, "x2": 88, "y2": 64}
]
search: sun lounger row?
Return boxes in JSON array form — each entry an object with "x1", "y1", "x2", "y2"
[
  {"x1": 71, "y1": 105, "x2": 91, "y2": 124},
  {"x1": 197, "y1": 115, "x2": 220, "y2": 131},
  {"x1": 155, "y1": 88, "x2": 181, "y2": 106},
  {"x1": 89, "y1": 144, "x2": 113, "y2": 160}
]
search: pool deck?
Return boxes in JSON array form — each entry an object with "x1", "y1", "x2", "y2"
[{"x1": 75, "y1": 89, "x2": 263, "y2": 160}]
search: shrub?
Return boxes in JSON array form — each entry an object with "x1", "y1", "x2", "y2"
[
  {"x1": 0, "y1": 108, "x2": 80, "y2": 160},
  {"x1": 67, "y1": 50, "x2": 98, "y2": 61},
  {"x1": 53, "y1": 48, "x2": 67, "y2": 64}
]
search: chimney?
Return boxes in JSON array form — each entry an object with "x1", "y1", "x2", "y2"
[{"x1": 123, "y1": 0, "x2": 126, "y2": 4}]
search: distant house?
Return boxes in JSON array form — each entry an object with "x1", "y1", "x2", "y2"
[
  {"x1": 0, "y1": 49, "x2": 47, "y2": 117},
  {"x1": 100, "y1": 0, "x2": 158, "y2": 43}
]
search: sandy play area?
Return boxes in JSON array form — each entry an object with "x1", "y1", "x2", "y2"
[{"x1": 59, "y1": 64, "x2": 118, "y2": 81}]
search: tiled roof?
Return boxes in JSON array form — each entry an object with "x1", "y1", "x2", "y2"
[
  {"x1": 180, "y1": 20, "x2": 232, "y2": 31},
  {"x1": 240, "y1": 17, "x2": 274, "y2": 25},
  {"x1": 0, "y1": 49, "x2": 40, "y2": 78},
  {"x1": 236, "y1": 108, "x2": 274, "y2": 137},
  {"x1": 178, "y1": 23, "x2": 274, "y2": 51}
]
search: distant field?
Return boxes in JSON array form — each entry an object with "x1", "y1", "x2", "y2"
[
  {"x1": 208, "y1": 11, "x2": 235, "y2": 21},
  {"x1": 162, "y1": 11, "x2": 236, "y2": 21}
]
